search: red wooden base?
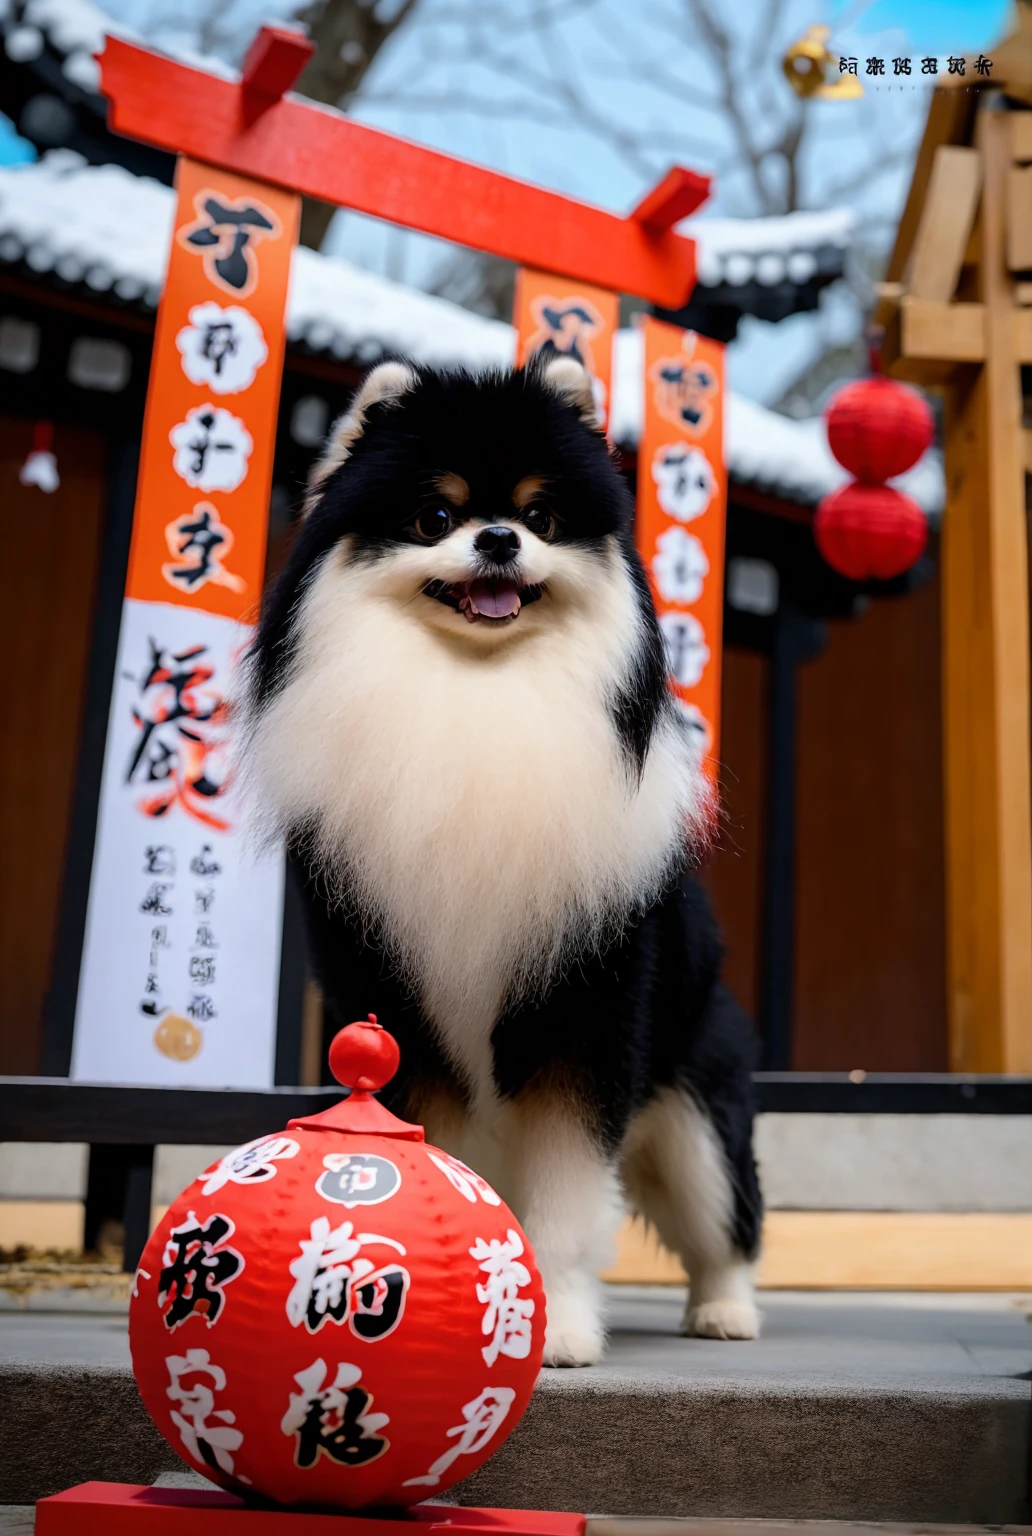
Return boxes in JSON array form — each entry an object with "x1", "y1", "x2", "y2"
[{"x1": 35, "y1": 1484, "x2": 586, "y2": 1536}]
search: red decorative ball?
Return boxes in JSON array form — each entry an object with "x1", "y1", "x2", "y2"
[
  {"x1": 825, "y1": 376, "x2": 934, "y2": 483},
  {"x1": 130, "y1": 1021, "x2": 544, "y2": 1509},
  {"x1": 814, "y1": 482, "x2": 928, "y2": 581},
  {"x1": 329, "y1": 1015, "x2": 399, "y2": 1092}
]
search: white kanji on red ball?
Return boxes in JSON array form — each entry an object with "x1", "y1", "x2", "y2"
[{"x1": 469, "y1": 1228, "x2": 535, "y2": 1366}]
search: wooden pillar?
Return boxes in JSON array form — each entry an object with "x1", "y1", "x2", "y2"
[{"x1": 941, "y1": 105, "x2": 1032, "y2": 1072}]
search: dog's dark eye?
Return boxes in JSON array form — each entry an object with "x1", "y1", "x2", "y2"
[
  {"x1": 523, "y1": 504, "x2": 556, "y2": 541},
  {"x1": 412, "y1": 506, "x2": 453, "y2": 543}
]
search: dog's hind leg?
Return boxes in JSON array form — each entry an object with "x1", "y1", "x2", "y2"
[
  {"x1": 621, "y1": 1084, "x2": 761, "y2": 1340},
  {"x1": 504, "y1": 1089, "x2": 624, "y2": 1367}
]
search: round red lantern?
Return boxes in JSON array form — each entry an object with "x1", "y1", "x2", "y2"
[
  {"x1": 814, "y1": 482, "x2": 927, "y2": 582},
  {"x1": 825, "y1": 375, "x2": 934, "y2": 483},
  {"x1": 130, "y1": 1016, "x2": 544, "y2": 1509}
]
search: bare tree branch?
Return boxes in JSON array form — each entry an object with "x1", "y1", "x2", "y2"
[
  {"x1": 298, "y1": 0, "x2": 421, "y2": 107},
  {"x1": 414, "y1": 0, "x2": 602, "y2": 34},
  {"x1": 423, "y1": 24, "x2": 668, "y2": 180},
  {"x1": 750, "y1": 0, "x2": 786, "y2": 70},
  {"x1": 294, "y1": 0, "x2": 423, "y2": 247},
  {"x1": 356, "y1": 89, "x2": 724, "y2": 158},
  {"x1": 677, "y1": 0, "x2": 786, "y2": 213}
]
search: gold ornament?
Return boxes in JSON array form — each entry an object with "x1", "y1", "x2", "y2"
[
  {"x1": 782, "y1": 25, "x2": 864, "y2": 100},
  {"x1": 153, "y1": 1013, "x2": 203, "y2": 1061}
]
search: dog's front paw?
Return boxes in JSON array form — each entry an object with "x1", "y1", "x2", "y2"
[
  {"x1": 542, "y1": 1292, "x2": 604, "y2": 1366},
  {"x1": 683, "y1": 1298, "x2": 760, "y2": 1340},
  {"x1": 542, "y1": 1325, "x2": 604, "y2": 1367}
]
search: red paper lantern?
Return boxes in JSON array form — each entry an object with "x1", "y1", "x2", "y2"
[
  {"x1": 825, "y1": 375, "x2": 934, "y2": 484},
  {"x1": 814, "y1": 482, "x2": 927, "y2": 582},
  {"x1": 130, "y1": 1016, "x2": 544, "y2": 1510}
]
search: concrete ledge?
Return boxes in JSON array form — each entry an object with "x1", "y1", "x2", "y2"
[
  {"x1": 2, "y1": 1294, "x2": 1029, "y2": 1523},
  {"x1": 457, "y1": 1370, "x2": 1031, "y2": 1524},
  {"x1": 1, "y1": 1360, "x2": 1027, "y2": 1524},
  {"x1": 2, "y1": 1364, "x2": 176, "y2": 1501}
]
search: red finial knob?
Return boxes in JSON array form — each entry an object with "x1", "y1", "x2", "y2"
[
  {"x1": 328, "y1": 1014, "x2": 401, "y2": 1094},
  {"x1": 288, "y1": 1013, "x2": 422, "y2": 1139}
]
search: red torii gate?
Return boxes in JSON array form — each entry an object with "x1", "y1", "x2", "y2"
[{"x1": 99, "y1": 24, "x2": 709, "y2": 307}]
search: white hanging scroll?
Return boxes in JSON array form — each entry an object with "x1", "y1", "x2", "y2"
[{"x1": 71, "y1": 159, "x2": 299, "y2": 1087}]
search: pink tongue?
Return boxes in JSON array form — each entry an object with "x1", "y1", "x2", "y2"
[{"x1": 468, "y1": 577, "x2": 521, "y2": 619}]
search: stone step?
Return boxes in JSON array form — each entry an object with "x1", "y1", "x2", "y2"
[{"x1": 1, "y1": 1291, "x2": 1030, "y2": 1525}]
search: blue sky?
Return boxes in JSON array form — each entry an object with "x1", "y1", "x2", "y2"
[
  {"x1": 848, "y1": 0, "x2": 1011, "y2": 56},
  {"x1": 6, "y1": 0, "x2": 1015, "y2": 402}
]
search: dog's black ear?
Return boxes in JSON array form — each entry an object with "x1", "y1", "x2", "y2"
[
  {"x1": 541, "y1": 355, "x2": 598, "y2": 427},
  {"x1": 304, "y1": 360, "x2": 417, "y2": 512}
]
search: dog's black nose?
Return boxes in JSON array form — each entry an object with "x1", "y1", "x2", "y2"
[{"x1": 474, "y1": 525, "x2": 521, "y2": 563}]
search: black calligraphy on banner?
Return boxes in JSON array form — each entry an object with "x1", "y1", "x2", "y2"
[
  {"x1": 124, "y1": 638, "x2": 231, "y2": 830},
  {"x1": 649, "y1": 350, "x2": 719, "y2": 435},
  {"x1": 525, "y1": 298, "x2": 604, "y2": 377},
  {"x1": 163, "y1": 505, "x2": 245, "y2": 596},
  {"x1": 179, "y1": 193, "x2": 282, "y2": 299}
]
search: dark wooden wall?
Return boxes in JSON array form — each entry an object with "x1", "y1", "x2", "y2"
[
  {"x1": 708, "y1": 568, "x2": 948, "y2": 1071},
  {"x1": 0, "y1": 418, "x2": 107, "y2": 1074},
  {"x1": 793, "y1": 571, "x2": 947, "y2": 1070},
  {"x1": 707, "y1": 646, "x2": 768, "y2": 1023}
]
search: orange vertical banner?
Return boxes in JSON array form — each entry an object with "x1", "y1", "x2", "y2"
[
  {"x1": 126, "y1": 156, "x2": 298, "y2": 619},
  {"x1": 637, "y1": 317, "x2": 727, "y2": 771},
  {"x1": 72, "y1": 159, "x2": 299, "y2": 1089},
  {"x1": 513, "y1": 268, "x2": 619, "y2": 433}
]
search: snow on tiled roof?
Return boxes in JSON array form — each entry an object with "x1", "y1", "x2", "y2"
[
  {"x1": 0, "y1": 153, "x2": 515, "y2": 367},
  {"x1": 288, "y1": 244, "x2": 513, "y2": 370},
  {"x1": 0, "y1": 154, "x2": 940, "y2": 514},
  {"x1": 0, "y1": 151, "x2": 171, "y2": 303},
  {"x1": 687, "y1": 209, "x2": 854, "y2": 289}
]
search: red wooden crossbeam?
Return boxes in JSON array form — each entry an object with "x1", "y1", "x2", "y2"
[
  {"x1": 36, "y1": 1484, "x2": 586, "y2": 1536},
  {"x1": 631, "y1": 167, "x2": 711, "y2": 233},
  {"x1": 98, "y1": 30, "x2": 709, "y2": 307},
  {"x1": 240, "y1": 26, "x2": 314, "y2": 102}
]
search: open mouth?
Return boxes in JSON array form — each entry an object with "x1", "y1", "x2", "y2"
[{"x1": 423, "y1": 577, "x2": 544, "y2": 624}]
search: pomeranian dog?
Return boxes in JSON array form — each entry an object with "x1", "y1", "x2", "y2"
[{"x1": 244, "y1": 356, "x2": 762, "y2": 1366}]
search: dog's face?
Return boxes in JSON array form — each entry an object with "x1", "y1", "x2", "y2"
[
  {"x1": 286, "y1": 357, "x2": 639, "y2": 652},
  {"x1": 376, "y1": 464, "x2": 572, "y2": 647},
  {"x1": 248, "y1": 359, "x2": 675, "y2": 795}
]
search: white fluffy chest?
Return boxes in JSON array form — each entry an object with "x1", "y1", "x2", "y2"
[{"x1": 249, "y1": 546, "x2": 707, "y2": 1098}]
